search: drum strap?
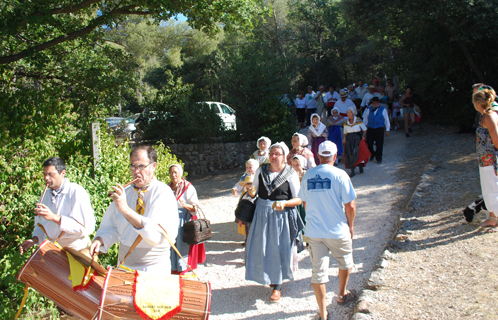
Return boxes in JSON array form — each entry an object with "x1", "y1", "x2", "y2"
[
  {"x1": 158, "y1": 224, "x2": 199, "y2": 280},
  {"x1": 14, "y1": 283, "x2": 30, "y2": 319},
  {"x1": 117, "y1": 226, "x2": 199, "y2": 280}
]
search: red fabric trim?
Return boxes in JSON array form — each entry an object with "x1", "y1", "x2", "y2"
[
  {"x1": 345, "y1": 139, "x2": 371, "y2": 169},
  {"x1": 175, "y1": 181, "x2": 191, "y2": 201},
  {"x1": 73, "y1": 270, "x2": 97, "y2": 292},
  {"x1": 133, "y1": 271, "x2": 184, "y2": 320}
]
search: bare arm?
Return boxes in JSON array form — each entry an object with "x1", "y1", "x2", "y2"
[
  {"x1": 344, "y1": 200, "x2": 356, "y2": 238},
  {"x1": 483, "y1": 113, "x2": 498, "y2": 149},
  {"x1": 275, "y1": 197, "x2": 302, "y2": 211}
]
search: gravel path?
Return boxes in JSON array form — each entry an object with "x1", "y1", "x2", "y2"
[{"x1": 188, "y1": 126, "x2": 423, "y2": 320}]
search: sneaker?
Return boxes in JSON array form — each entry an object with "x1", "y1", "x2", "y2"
[
  {"x1": 377, "y1": 160, "x2": 382, "y2": 164},
  {"x1": 369, "y1": 155, "x2": 374, "y2": 161},
  {"x1": 359, "y1": 165, "x2": 363, "y2": 173},
  {"x1": 349, "y1": 170, "x2": 356, "y2": 178}
]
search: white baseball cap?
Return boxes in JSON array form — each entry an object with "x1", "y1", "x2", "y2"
[{"x1": 318, "y1": 141, "x2": 338, "y2": 157}]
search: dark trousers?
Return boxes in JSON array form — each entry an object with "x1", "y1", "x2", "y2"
[{"x1": 367, "y1": 127, "x2": 385, "y2": 161}]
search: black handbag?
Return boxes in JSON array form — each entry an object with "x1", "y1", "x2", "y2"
[
  {"x1": 235, "y1": 197, "x2": 256, "y2": 223},
  {"x1": 183, "y1": 205, "x2": 212, "y2": 245}
]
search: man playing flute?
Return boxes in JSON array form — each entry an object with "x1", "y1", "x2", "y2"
[
  {"x1": 90, "y1": 145, "x2": 178, "y2": 273},
  {"x1": 20, "y1": 157, "x2": 96, "y2": 254}
]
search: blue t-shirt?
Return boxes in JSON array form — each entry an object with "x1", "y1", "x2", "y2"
[{"x1": 298, "y1": 164, "x2": 356, "y2": 239}]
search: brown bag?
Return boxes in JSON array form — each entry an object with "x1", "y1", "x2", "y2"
[{"x1": 183, "y1": 205, "x2": 212, "y2": 245}]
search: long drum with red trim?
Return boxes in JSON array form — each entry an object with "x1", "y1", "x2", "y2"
[{"x1": 17, "y1": 240, "x2": 211, "y2": 320}]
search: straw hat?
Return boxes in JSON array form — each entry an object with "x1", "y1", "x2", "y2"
[{"x1": 238, "y1": 175, "x2": 254, "y2": 186}]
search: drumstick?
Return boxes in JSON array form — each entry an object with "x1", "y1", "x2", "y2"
[
  {"x1": 37, "y1": 223, "x2": 52, "y2": 241},
  {"x1": 108, "y1": 178, "x2": 139, "y2": 197},
  {"x1": 84, "y1": 253, "x2": 97, "y2": 282},
  {"x1": 118, "y1": 235, "x2": 143, "y2": 267}
]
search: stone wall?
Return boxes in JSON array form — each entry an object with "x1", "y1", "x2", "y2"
[{"x1": 167, "y1": 141, "x2": 256, "y2": 177}]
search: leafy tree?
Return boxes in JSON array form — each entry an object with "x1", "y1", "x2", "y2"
[{"x1": 0, "y1": 0, "x2": 266, "y2": 65}]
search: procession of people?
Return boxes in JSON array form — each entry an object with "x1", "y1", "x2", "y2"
[{"x1": 21, "y1": 79, "x2": 498, "y2": 320}]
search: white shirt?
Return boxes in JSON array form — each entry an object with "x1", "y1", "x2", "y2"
[
  {"x1": 363, "y1": 107, "x2": 391, "y2": 131},
  {"x1": 33, "y1": 178, "x2": 95, "y2": 251},
  {"x1": 295, "y1": 97, "x2": 307, "y2": 109},
  {"x1": 175, "y1": 182, "x2": 199, "y2": 209},
  {"x1": 360, "y1": 92, "x2": 381, "y2": 107},
  {"x1": 355, "y1": 86, "x2": 368, "y2": 99},
  {"x1": 325, "y1": 91, "x2": 340, "y2": 104},
  {"x1": 343, "y1": 117, "x2": 367, "y2": 134},
  {"x1": 95, "y1": 177, "x2": 178, "y2": 273},
  {"x1": 305, "y1": 92, "x2": 317, "y2": 109},
  {"x1": 334, "y1": 98, "x2": 356, "y2": 115}
]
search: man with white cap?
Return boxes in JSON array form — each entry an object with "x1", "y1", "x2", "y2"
[{"x1": 298, "y1": 141, "x2": 357, "y2": 320}]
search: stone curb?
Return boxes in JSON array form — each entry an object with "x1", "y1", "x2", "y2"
[{"x1": 350, "y1": 151, "x2": 438, "y2": 319}]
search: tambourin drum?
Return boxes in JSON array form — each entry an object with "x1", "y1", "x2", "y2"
[
  {"x1": 17, "y1": 240, "x2": 212, "y2": 320},
  {"x1": 16, "y1": 240, "x2": 104, "y2": 319},
  {"x1": 98, "y1": 268, "x2": 211, "y2": 320}
]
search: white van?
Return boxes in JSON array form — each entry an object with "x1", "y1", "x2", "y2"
[{"x1": 201, "y1": 102, "x2": 237, "y2": 130}]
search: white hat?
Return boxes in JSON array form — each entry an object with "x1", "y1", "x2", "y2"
[
  {"x1": 169, "y1": 164, "x2": 183, "y2": 176},
  {"x1": 270, "y1": 142, "x2": 290, "y2": 158},
  {"x1": 293, "y1": 132, "x2": 309, "y2": 147},
  {"x1": 292, "y1": 155, "x2": 306, "y2": 168},
  {"x1": 318, "y1": 141, "x2": 338, "y2": 157},
  {"x1": 257, "y1": 136, "x2": 271, "y2": 149}
]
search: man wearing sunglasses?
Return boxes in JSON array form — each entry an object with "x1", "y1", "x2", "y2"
[{"x1": 90, "y1": 145, "x2": 178, "y2": 273}]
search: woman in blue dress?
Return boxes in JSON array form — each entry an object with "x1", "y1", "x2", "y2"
[{"x1": 246, "y1": 142, "x2": 303, "y2": 302}]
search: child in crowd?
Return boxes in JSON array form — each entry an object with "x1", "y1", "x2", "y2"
[
  {"x1": 291, "y1": 155, "x2": 306, "y2": 182},
  {"x1": 392, "y1": 95, "x2": 401, "y2": 130},
  {"x1": 232, "y1": 159, "x2": 259, "y2": 197},
  {"x1": 291, "y1": 155, "x2": 307, "y2": 265},
  {"x1": 232, "y1": 159, "x2": 259, "y2": 245},
  {"x1": 250, "y1": 136, "x2": 271, "y2": 165}
]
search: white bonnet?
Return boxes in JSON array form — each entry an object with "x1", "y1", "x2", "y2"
[
  {"x1": 257, "y1": 136, "x2": 271, "y2": 149},
  {"x1": 169, "y1": 164, "x2": 183, "y2": 176},
  {"x1": 245, "y1": 159, "x2": 260, "y2": 170},
  {"x1": 270, "y1": 142, "x2": 290, "y2": 158},
  {"x1": 292, "y1": 132, "x2": 309, "y2": 147},
  {"x1": 292, "y1": 155, "x2": 306, "y2": 168}
]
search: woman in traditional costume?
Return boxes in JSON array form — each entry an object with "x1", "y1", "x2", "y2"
[
  {"x1": 250, "y1": 136, "x2": 271, "y2": 165},
  {"x1": 325, "y1": 107, "x2": 345, "y2": 164},
  {"x1": 286, "y1": 133, "x2": 316, "y2": 169},
  {"x1": 246, "y1": 142, "x2": 303, "y2": 302},
  {"x1": 343, "y1": 106, "x2": 369, "y2": 177},
  {"x1": 169, "y1": 164, "x2": 206, "y2": 274},
  {"x1": 307, "y1": 113, "x2": 328, "y2": 164}
]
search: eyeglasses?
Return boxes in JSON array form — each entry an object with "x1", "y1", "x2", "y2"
[
  {"x1": 269, "y1": 153, "x2": 284, "y2": 157},
  {"x1": 130, "y1": 162, "x2": 152, "y2": 171}
]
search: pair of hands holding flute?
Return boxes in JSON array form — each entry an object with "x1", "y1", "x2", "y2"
[{"x1": 90, "y1": 178, "x2": 140, "y2": 256}]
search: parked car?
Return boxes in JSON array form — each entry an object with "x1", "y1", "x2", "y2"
[
  {"x1": 105, "y1": 117, "x2": 124, "y2": 129},
  {"x1": 201, "y1": 102, "x2": 237, "y2": 130},
  {"x1": 113, "y1": 114, "x2": 140, "y2": 140}
]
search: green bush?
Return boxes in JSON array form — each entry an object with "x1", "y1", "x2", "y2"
[{"x1": 0, "y1": 100, "x2": 181, "y2": 318}]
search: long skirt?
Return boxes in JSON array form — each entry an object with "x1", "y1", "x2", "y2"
[
  {"x1": 480, "y1": 166, "x2": 498, "y2": 213},
  {"x1": 311, "y1": 136, "x2": 326, "y2": 165},
  {"x1": 344, "y1": 134, "x2": 371, "y2": 169},
  {"x1": 328, "y1": 125, "x2": 343, "y2": 157},
  {"x1": 171, "y1": 208, "x2": 206, "y2": 273},
  {"x1": 245, "y1": 198, "x2": 296, "y2": 285}
]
